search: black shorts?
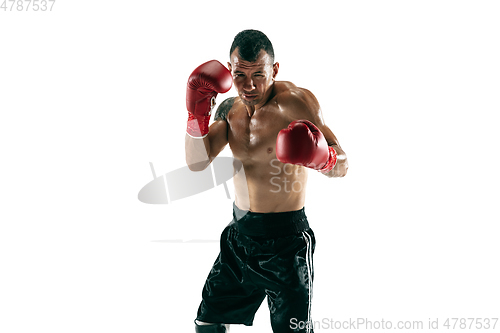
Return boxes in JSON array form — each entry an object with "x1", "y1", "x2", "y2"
[{"x1": 196, "y1": 203, "x2": 315, "y2": 333}]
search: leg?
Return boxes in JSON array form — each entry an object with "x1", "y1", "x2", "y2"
[
  {"x1": 194, "y1": 320, "x2": 230, "y2": 333},
  {"x1": 267, "y1": 230, "x2": 315, "y2": 333},
  {"x1": 267, "y1": 289, "x2": 313, "y2": 333},
  {"x1": 195, "y1": 225, "x2": 266, "y2": 327}
]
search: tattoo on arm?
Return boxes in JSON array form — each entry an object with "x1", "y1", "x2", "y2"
[{"x1": 214, "y1": 97, "x2": 235, "y2": 121}]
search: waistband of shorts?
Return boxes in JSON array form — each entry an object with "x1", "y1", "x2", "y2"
[{"x1": 232, "y1": 202, "x2": 309, "y2": 238}]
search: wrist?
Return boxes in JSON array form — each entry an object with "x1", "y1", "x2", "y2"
[
  {"x1": 186, "y1": 113, "x2": 210, "y2": 138},
  {"x1": 319, "y1": 146, "x2": 337, "y2": 173}
]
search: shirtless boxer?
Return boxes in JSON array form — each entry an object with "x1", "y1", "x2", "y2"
[{"x1": 185, "y1": 30, "x2": 348, "y2": 333}]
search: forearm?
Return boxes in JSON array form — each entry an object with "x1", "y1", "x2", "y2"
[
  {"x1": 185, "y1": 120, "x2": 228, "y2": 171},
  {"x1": 185, "y1": 134, "x2": 211, "y2": 171}
]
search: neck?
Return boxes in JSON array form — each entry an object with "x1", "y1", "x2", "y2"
[{"x1": 246, "y1": 106, "x2": 256, "y2": 117}]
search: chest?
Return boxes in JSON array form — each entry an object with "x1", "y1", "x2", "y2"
[{"x1": 227, "y1": 105, "x2": 290, "y2": 162}]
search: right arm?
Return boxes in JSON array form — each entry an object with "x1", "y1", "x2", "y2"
[
  {"x1": 183, "y1": 60, "x2": 233, "y2": 171},
  {"x1": 185, "y1": 98, "x2": 235, "y2": 171}
]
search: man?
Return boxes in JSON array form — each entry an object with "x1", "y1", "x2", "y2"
[{"x1": 185, "y1": 30, "x2": 348, "y2": 333}]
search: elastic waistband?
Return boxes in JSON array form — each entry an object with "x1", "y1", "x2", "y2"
[{"x1": 232, "y1": 202, "x2": 309, "y2": 238}]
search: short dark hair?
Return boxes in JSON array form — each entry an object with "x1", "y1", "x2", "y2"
[{"x1": 229, "y1": 29, "x2": 274, "y2": 63}]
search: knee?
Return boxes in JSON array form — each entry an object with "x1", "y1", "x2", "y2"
[{"x1": 194, "y1": 320, "x2": 229, "y2": 332}]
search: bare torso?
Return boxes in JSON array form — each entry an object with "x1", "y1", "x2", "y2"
[
  {"x1": 227, "y1": 81, "x2": 308, "y2": 212},
  {"x1": 185, "y1": 79, "x2": 347, "y2": 213}
]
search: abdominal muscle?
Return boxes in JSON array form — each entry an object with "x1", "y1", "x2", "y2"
[{"x1": 232, "y1": 156, "x2": 308, "y2": 213}]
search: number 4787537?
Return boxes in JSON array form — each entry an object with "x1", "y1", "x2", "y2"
[{"x1": 1, "y1": 0, "x2": 56, "y2": 11}]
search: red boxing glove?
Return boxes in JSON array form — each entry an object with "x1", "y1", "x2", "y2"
[
  {"x1": 186, "y1": 60, "x2": 233, "y2": 138},
  {"x1": 276, "y1": 120, "x2": 337, "y2": 173}
]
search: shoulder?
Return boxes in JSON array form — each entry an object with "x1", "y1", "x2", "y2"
[
  {"x1": 274, "y1": 81, "x2": 317, "y2": 104},
  {"x1": 273, "y1": 82, "x2": 320, "y2": 118},
  {"x1": 214, "y1": 97, "x2": 237, "y2": 121}
]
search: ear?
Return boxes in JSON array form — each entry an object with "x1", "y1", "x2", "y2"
[
  {"x1": 227, "y1": 62, "x2": 232, "y2": 73},
  {"x1": 272, "y1": 62, "x2": 279, "y2": 79}
]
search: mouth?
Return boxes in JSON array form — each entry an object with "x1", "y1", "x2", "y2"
[{"x1": 242, "y1": 92, "x2": 258, "y2": 101}]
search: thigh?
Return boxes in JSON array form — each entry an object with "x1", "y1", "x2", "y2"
[
  {"x1": 197, "y1": 225, "x2": 267, "y2": 326},
  {"x1": 266, "y1": 229, "x2": 316, "y2": 333}
]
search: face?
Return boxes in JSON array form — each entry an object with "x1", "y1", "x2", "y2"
[{"x1": 228, "y1": 49, "x2": 279, "y2": 107}]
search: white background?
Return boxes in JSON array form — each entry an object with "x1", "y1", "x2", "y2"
[{"x1": 1, "y1": 0, "x2": 499, "y2": 332}]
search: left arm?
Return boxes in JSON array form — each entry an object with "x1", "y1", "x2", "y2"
[{"x1": 278, "y1": 87, "x2": 348, "y2": 178}]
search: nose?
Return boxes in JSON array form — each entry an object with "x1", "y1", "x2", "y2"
[{"x1": 242, "y1": 76, "x2": 255, "y2": 91}]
